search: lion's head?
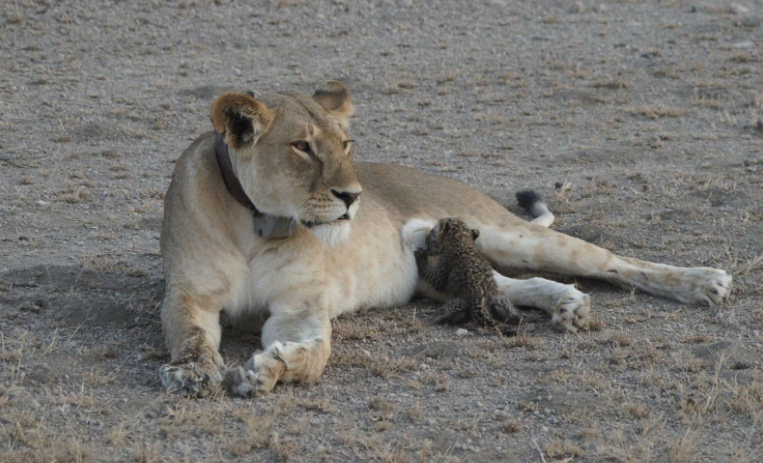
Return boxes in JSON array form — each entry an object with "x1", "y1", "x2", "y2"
[{"x1": 209, "y1": 81, "x2": 361, "y2": 244}]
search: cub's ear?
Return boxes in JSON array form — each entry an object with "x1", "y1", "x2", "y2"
[
  {"x1": 210, "y1": 93, "x2": 274, "y2": 152},
  {"x1": 312, "y1": 80, "x2": 355, "y2": 127},
  {"x1": 471, "y1": 229, "x2": 480, "y2": 241}
]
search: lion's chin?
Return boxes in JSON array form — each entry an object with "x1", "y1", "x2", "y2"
[{"x1": 307, "y1": 220, "x2": 352, "y2": 247}]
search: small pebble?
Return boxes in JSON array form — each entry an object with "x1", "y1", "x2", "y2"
[
  {"x1": 732, "y1": 41, "x2": 754, "y2": 48},
  {"x1": 455, "y1": 328, "x2": 470, "y2": 337},
  {"x1": 729, "y1": 3, "x2": 751, "y2": 15},
  {"x1": 571, "y1": 1, "x2": 584, "y2": 14},
  {"x1": 7, "y1": 12, "x2": 24, "y2": 24}
]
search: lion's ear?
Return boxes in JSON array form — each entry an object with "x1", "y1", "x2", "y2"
[
  {"x1": 471, "y1": 229, "x2": 480, "y2": 241},
  {"x1": 210, "y1": 93, "x2": 274, "y2": 152},
  {"x1": 312, "y1": 80, "x2": 355, "y2": 127}
]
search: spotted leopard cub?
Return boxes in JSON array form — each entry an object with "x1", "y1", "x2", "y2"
[{"x1": 415, "y1": 218, "x2": 522, "y2": 335}]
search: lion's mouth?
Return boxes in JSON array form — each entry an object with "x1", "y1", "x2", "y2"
[{"x1": 301, "y1": 213, "x2": 350, "y2": 229}]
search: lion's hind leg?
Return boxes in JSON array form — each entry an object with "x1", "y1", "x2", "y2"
[
  {"x1": 606, "y1": 260, "x2": 732, "y2": 307},
  {"x1": 478, "y1": 221, "x2": 730, "y2": 313}
]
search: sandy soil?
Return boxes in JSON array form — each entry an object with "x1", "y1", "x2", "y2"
[{"x1": 1, "y1": 0, "x2": 762, "y2": 462}]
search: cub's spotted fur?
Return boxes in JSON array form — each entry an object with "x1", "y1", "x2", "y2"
[{"x1": 415, "y1": 218, "x2": 521, "y2": 335}]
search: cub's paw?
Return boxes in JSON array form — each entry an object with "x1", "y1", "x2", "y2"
[
  {"x1": 435, "y1": 309, "x2": 471, "y2": 326},
  {"x1": 677, "y1": 268, "x2": 732, "y2": 307},
  {"x1": 496, "y1": 323, "x2": 519, "y2": 337},
  {"x1": 159, "y1": 358, "x2": 223, "y2": 398},
  {"x1": 226, "y1": 344, "x2": 287, "y2": 397},
  {"x1": 551, "y1": 290, "x2": 591, "y2": 334}
]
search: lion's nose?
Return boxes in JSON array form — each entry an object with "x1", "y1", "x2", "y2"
[{"x1": 331, "y1": 189, "x2": 361, "y2": 208}]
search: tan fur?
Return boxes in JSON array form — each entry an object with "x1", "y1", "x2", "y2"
[{"x1": 159, "y1": 81, "x2": 732, "y2": 397}]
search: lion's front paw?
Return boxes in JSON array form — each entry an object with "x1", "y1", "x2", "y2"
[
  {"x1": 678, "y1": 268, "x2": 732, "y2": 307},
  {"x1": 551, "y1": 290, "x2": 591, "y2": 334},
  {"x1": 226, "y1": 344, "x2": 287, "y2": 397},
  {"x1": 159, "y1": 359, "x2": 223, "y2": 398}
]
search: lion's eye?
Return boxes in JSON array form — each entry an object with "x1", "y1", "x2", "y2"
[
  {"x1": 342, "y1": 140, "x2": 353, "y2": 152},
  {"x1": 291, "y1": 141, "x2": 312, "y2": 156}
]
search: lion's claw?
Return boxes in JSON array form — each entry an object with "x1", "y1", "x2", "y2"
[{"x1": 159, "y1": 360, "x2": 223, "y2": 398}]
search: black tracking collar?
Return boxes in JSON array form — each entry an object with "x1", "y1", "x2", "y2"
[{"x1": 214, "y1": 133, "x2": 299, "y2": 239}]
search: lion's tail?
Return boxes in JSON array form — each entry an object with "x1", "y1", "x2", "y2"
[{"x1": 516, "y1": 189, "x2": 554, "y2": 228}]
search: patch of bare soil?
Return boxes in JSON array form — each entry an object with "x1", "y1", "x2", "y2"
[{"x1": 1, "y1": 1, "x2": 762, "y2": 462}]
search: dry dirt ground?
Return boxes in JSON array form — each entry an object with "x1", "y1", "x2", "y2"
[{"x1": 2, "y1": 0, "x2": 763, "y2": 462}]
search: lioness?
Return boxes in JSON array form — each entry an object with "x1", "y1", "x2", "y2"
[{"x1": 159, "y1": 81, "x2": 731, "y2": 397}]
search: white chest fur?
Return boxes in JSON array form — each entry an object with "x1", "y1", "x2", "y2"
[{"x1": 223, "y1": 222, "x2": 419, "y2": 320}]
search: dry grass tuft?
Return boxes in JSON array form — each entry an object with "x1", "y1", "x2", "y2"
[
  {"x1": 79, "y1": 254, "x2": 150, "y2": 277},
  {"x1": 296, "y1": 397, "x2": 336, "y2": 414},
  {"x1": 503, "y1": 333, "x2": 545, "y2": 350},
  {"x1": 422, "y1": 372, "x2": 450, "y2": 392},
  {"x1": 668, "y1": 429, "x2": 699, "y2": 463},
  {"x1": 627, "y1": 104, "x2": 685, "y2": 119},
  {"x1": 627, "y1": 402, "x2": 651, "y2": 419},
  {"x1": 730, "y1": 51, "x2": 753, "y2": 63},
  {"x1": 690, "y1": 89, "x2": 724, "y2": 109},
  {"x1": 501, "y1": 420, "x2": 521, "y2": 434},
  {"x1": 736, "y1": 254, "x2": 763, "y2": 276},
  {"x1": 330, "y1": 347, "x2": 417, "y2": 378},
  {"x1": 544, "y1": 438, "x2": 583, "y2": 459},
  {"x1": 587, "y1": 316, "x2": 605, "y2": 331},
  {"x1": 60, "y1": 184, "x2": 91, "y2": 204},
  {"x1": 593, "y1": 78, "x2": 629, "y2": 89},
  {"x1": 605, "y1": 331, "x2": 635, "y2": 348},
  {"x1": 405, "y1": 403, "x2": 422, "y2": 422}
]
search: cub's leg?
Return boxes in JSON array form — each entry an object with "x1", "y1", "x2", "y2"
[
  {"x1": 479, "y1": 223, "x2": 731, "y2": 307},
  {"x1": 436, "y1": 297, "x2": 519, "y2": 336},
  {"x1": 488, "y1": 296, "x2": 523, "y2": 325},
  {"x1": 227, "y1": 309, "x2": 331, "y2": 397},
  {"x1": 435, "y1": 298, "x2": 472, "y2": 325},
  {"x1": 158, "y1": 290, "x2": 225, "y2": 397}
]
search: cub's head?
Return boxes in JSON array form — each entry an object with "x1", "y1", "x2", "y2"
[
  {"x1": 426, "y1": 218, "x2": 480, "y2": 255},
  {"x1": 210, "y1": 81, "x2": 361, "y2": 244}
]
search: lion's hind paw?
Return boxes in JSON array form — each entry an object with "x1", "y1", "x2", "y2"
[{"x1": 682, "y1": 268, "x2": 732, "y2": 307}]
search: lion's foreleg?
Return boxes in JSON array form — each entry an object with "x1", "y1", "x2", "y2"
[
  {"x1": 158, "y1": 289, "x2": 225, "y2": 397},
  {"x1": 227, "y1": 310, "x2": 331, "y2": 397},
  {"x1": 492, "y1": 272, "x2": 590, "y2": 333}
]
